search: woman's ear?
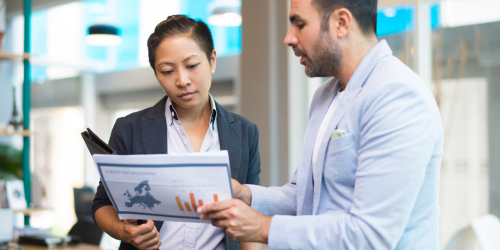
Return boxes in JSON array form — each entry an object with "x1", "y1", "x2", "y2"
[{"x1": 210, "y1": 49, "x2": 217, "y2": 74}]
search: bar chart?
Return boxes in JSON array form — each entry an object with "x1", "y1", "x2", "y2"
[
  {"x1": 175, "y1": 193, "x2": 220, "y2": 212},
  {"x1": 96, "y1": 151, "x2": 233, "y2": 222}
]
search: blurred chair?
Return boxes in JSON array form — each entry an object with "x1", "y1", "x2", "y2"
[
  {"x1": 444, "y1": 214, "x2": 500, "y2": 250},
  {"x1": 68, "y1": 219, "x2": 103, "y2": 245},
  {"x1": 69, "y1": 187, "x2": 103, "y2": 245},
  {"x1": 73, "y1": 187, "x2": 95, "y2": 223}
]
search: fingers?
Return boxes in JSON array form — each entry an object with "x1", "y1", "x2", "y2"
[
  {"x1": 123, "y1": 219, "x2": 160, "y2": 249},
  {"x1": 134, "y1": 220, "x2": 156, "y2": 235},
  {"x1": 225, "y1": 227, "x2": 240, "y2": 240},
  {"x1": 202, "y1": 200, "x2": 270, "y2": 243},
  {"x1": 204, "y1": 200, "x2": 246, "y2": 221},
  {"x1": 201, "y1": 210, "x2": 230, "y2": 221},
  {"x1": 197, "y1": 199, "x2": 238, "y2": 214},
  {"x1": 135, "y1": 230, "x2": 161, "y2": 250},
  {"x1": 212, "y1": 219, "x2": 247, "y2": 240},
  {"x1": 128, "y1": 221, "x2": 160, "y2": 250},
  {"x1": 211, "y1": 218, "x2": 233, "y2": 228},
  {"x1": 130, "y1": 229, "x2": 156, "y2": 246},
  {"x1": 146, "y1": 239, "x2": 162, "y2": 250}
]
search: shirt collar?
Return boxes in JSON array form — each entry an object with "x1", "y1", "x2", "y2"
[{"x1": 165, "y1": 94, "x2": 218, "y2": 129}]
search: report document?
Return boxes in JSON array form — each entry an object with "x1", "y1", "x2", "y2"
[{"x1": 93, "y1": 151, "x2": 232, "y2": 223}]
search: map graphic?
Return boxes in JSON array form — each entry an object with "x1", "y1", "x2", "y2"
[{"x1": 123, "y1": 180, "x2": 161, "y2": 209}]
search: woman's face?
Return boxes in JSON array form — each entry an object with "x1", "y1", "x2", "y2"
[{"x1": 154, "y1": 35, "x2": 216, "y2": 110}]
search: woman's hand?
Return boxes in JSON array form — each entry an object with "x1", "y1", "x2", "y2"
[
  {"x1": 119, "y1": 219, "x2": 161, "y2": 250},
  {"x1": 231, "y1": 178, "x2": 252, "y2": 205},
  {"x1": 95, "y1": 206, "x2": 161, "y2": 250}
]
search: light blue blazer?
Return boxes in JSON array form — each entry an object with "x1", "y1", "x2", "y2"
[{"x1": 248, "y1": 40, "x2": 443, "y2": 250}]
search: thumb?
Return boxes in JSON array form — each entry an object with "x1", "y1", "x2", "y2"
[
  {"x1": 231, "y1": 178, "x2": 241, "y2": 190},
  {"x1": 123, "y1": 219, "x2": 139, "y2": 225},
  {"x1": 231, "y1": 179, "x2": 243, "y2": 197}
]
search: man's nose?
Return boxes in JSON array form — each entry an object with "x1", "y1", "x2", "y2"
[{"x1": 284, "y1": 26, "x2": 298, "y2": 47}]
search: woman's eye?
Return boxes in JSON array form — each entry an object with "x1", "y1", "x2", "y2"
[
  {"x1": 187, "y1": 63, "x2": 199, "y2": 69},
  {"x1": 162, "y1": 70, "x2": 173, "y2": 75}
]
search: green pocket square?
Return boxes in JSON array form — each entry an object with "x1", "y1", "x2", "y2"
[{"x1": 331, "y1": 129, "x2": 346, "y2": 140}]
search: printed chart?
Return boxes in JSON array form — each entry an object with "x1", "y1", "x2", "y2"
[
  {"x1": 94, "y1": 152, "x2": 232, "y2": 223},
  {"x1": 174, "y1": 193, "x2": 219, "y2": 212}
]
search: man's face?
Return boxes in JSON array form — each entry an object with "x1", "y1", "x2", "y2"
[{"x1": 284, "y1": 0, "x2": 343, "y2": 77}]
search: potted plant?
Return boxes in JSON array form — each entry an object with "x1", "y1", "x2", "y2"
[{"x1": 0, "y1": 144, "x2": 22, "y2": 180}]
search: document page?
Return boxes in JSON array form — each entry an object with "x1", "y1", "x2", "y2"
[{"x1": 93, "y1": 151, "x2": 232, "y2": 223}]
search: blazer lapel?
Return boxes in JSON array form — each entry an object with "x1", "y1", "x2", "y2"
[
  {"x1": 296, "y1": 80, "x2": 338, "y2": 215},
  {"x1": 311, "y1": 40, "x2": 393, "y2": 214},
  {"x1": 141, "y1": 96, "x2": 168, "y2": 154},
  {"x1": 311, "y1": 83, "x2": 360, "y2": 214},
  {"x1": 216, "y1": 102, "x2": 242, "y2": 181},
  {"x1": 138, "y1": 96, "x2": 169, "y2": 232}
]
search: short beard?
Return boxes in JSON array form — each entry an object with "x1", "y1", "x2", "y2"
[{"x1": 297, "y1": 32, "x2": 343, "y2": 78}]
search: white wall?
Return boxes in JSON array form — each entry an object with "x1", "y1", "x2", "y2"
[{"x1": 438, "y1": 77, "x2": 489, "y2": 247}]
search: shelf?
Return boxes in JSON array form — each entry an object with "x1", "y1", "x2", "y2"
[
  {"x1": 13, "y1": 207, "x2": 52, "y2": 215},
  {"x1": 0, "y1": 51, "x2": 32, "y2": 60},
  {"x1": 0, "y1": 130, "x2": 34, "y2": 137}
]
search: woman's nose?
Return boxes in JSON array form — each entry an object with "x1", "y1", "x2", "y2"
[{"x1": 176, "y1": 70, "x2": 190, "y2": 87}]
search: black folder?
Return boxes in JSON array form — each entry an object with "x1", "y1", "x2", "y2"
[
  {"x1": 81, "y1": 128, "x2": 116, "y2": 155},
  {"x1": 81, "y1": 128, "x2": 147, "y2": 224}
]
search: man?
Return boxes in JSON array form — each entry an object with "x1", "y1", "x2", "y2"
[{"x1": 198, "y1": 0, "x2": 443, "y2": 249}]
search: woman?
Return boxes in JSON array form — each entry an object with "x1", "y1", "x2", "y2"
[{"x1": 91, "y1": 15, "x2": 261, "y2": 250}]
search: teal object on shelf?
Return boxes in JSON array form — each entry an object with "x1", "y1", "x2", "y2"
[{"x1": 23, "y1": 0, "x2": 31, "y2": 226}]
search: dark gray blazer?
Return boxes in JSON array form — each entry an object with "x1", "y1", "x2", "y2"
[{"x1": 91, "y1": 95, "x2": 261, "y2": 250}]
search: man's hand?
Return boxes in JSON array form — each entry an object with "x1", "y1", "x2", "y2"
[
  {"x1": 118, "y1": 219, "x2": 161, "y2": 250},
  {"x1": 231, "y1": 178, "x2": 252, "y2": 205},
  {"x1": 197, "y1": 199, "x2": 271, "y2": 243}
]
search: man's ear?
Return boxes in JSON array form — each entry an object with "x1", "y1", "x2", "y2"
[
  {"x1": 331, "y1": 7, "x2": 352, "y2": 39},
  {"x1": 210, "y1": 49, "x2": 217, "y2": 74}
]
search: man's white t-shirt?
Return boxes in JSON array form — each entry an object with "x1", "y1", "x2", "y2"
[{"x1": 312, "y1": 88, "x2": 345, "y2": 175}]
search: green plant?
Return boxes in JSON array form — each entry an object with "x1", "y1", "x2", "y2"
[{"x1": 0, "y1": 144, "x2": 22, "y2": 179}]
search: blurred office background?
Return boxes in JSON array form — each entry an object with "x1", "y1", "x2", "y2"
[{"x1": 0, "y1": 0, "x2": 499, "y2": 248}]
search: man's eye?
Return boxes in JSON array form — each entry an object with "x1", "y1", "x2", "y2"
[
  {"x1": 162, "y1": 70, "x2": 173, "y2": 75},
  {"x1": 187, "y1": 63, "x2": 199, "y2": 69},
  {"x1": 297, "y1": 23, "x2": 305, "y2": 29}
]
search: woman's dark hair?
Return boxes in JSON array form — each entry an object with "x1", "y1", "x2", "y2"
[{"x1": 147, "y1": 15, "x2": 214, "y2": 73}]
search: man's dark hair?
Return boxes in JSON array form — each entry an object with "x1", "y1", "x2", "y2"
[
  {"x1": 312, "y1": 0, "x2": 377, "y2": 35},
  {"x1": 147, "y1": 15, "x2": 214, "y2": 73}
]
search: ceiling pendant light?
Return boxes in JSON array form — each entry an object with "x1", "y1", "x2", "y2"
[
  {"x1": 207, "y1": 0, "x2": 241, "y2": 27},
  {"x1": 86, "y1": 24, "x2": 122, "y2": 46}
]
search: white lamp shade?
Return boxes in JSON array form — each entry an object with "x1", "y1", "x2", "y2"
[
  {"x1": 208, "y1": 13, "x2": 241, "y2": 26},
  {"x1": 207, "y1": 0, "x2": 241, "y2": 27},
  {"x1": 86, "y1": 24, "x2": 122, "y2": 46},
  {"x1": 86, "y1": 34, "x2": 122, "y2": 46}
]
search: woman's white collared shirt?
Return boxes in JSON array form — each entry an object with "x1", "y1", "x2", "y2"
[{"x1": 159, "y1": 94, "x2": 225, "y2": 250}]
